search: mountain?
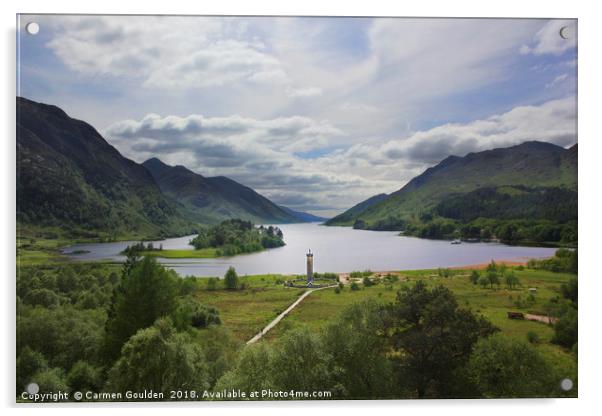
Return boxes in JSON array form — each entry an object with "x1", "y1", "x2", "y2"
[
  {"x1": 327, "y1": 141, "x2": 577, "y2": 244},
  {"x1": 325, "y1": 193, "x2": 389, "y2": 226},
  {"x1": 17, "y1": 97, "x2": 194, "y2": 239},
  {"x1": 142, "y1": 158, "x2": 311, "y2": 224},
  {"x1": 278, "y1": 206, "x2": 328, "y2": 222}
]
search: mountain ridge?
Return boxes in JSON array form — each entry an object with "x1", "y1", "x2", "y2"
[
  {"x1": 16, "y1": 97, "x2": 195, "y2": 239},
  {"x1": 326, "y1": 140, "x2": 577, "y2": 244},
  {"x1": 142, "y1": 157, "x2": 319, "y2": 224}
]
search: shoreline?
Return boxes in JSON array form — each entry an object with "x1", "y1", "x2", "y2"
[{"x1": 449, "y1": 259, "x2": 530, "y2": 270}]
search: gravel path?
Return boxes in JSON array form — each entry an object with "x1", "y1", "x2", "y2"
[{"x1": 246, "y1": 285, "x2": 335, "y2": 344}]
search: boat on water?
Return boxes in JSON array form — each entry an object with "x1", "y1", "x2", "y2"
[{"x1": 451, "y1": 239, "x2": 462, "y2": 245}]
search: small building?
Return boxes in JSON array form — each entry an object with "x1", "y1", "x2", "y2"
[
  {"x1": 507, "y1": 311, "x2": 525, "y2": 320},
  {"x1": 529, "y1": 287, "x2": 538, "y2": 294},
  {"x1": 306, "y1": 249, "x2": 314, "y2": 286}
]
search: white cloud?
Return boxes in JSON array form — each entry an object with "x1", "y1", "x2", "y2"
[
  {"x1": 335, "y1": 97, "x2": 577, "y2": 167},
  {"x1": 286, "y1": 86, "x2": 323, "y2": 98},
  {"x1": 105, "y1": 112, "x2": 357, "y2": 211},
  {"x1": 43, "y1": 16, "x2": 290, "y2": 89},
  {"x1": 24, "y1": 16, "x2": 578, "y2": 215},
  {"x1": 520, "y1": 20, "x2": 577, "y2": 55},
  {"x1": 104, "y1": 97, "x2": 576, "y2": 215}
]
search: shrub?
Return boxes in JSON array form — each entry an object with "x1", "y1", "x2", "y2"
[
  {"x1": 526, "y1": 331, "x2": 539, "y2": 344},
  {"x1": 469, "y1": 270, "x2": 480, "y2": 285},
  {"x1": 224, "y1": 267, "x2": 239, "y2": 290},
  {"x1": 32, "y1": 368, "x2": 69, "y2": 394},
  {"x1": 505, "y1": 272, "x2": 520, "y2": 289},
  {"x1": 478, "y1": 276, "x2": 489, "y2": 288},
  {"x1": 66, "y1": 361, "x2": 101, "y2": 391},
  {"x1": 468, "y1": 335, "x2": 559, "y2": 397},
  {"x1": 350, "y1": 282, "x2": 360, "y2": 291},
  {"x1": 206, "y1": 277, "x2": 217, "y2": 291},
  {"x1": 23, "y1": 288, "x2": 62, "y2": 309},
  {"x1": 552, "y1": 308, "x2": 577, "y2": 349}
]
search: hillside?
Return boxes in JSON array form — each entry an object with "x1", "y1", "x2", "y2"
[
  {"x1": 142, "y1": 158, "x2": 314, "y2": 224},
  {"x1": 325, "y1": 193, "x2": 388, "y2": 226},
  {"x1": 16, "y1": 97, "x2": 195, "y2": 239},
  {"x1": 327, "y1": 141, "x2": 577, "y2": 244}
]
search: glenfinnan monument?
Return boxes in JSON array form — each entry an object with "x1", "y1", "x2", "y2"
[{"x1": 306, "y1": 249, "x2": 314, "y2": 286}]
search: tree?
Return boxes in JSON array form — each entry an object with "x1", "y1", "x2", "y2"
[
  {"x1": 322, "y1": 301, "x2": 394, "y2": 398},
  {"x1": 107, "y1": 318, "x2": 209, "y2": 394},
  {"x1": 382, "y1": 281, "x2": 498, "y2": 398},
  {"x1": 66, "y1": 361, "x2": 101, "y2": 391},
  {"x1": 17, "y1": 305, "x2": 104, "y2": 371},
  {"x1": 499, "y1": 263, "x2": 508, "y2": 277},
  {"x1": 172, "y1": 298, "x2": 221, "y2": 330},
  {"x1": 206, "y1": 277, "x2": 217, "y2": 291},
  {"x1": 469, "y1": 270, "x2": 480, "y2": 285},
  {"x1": 32, "y1": 368, "x2": 69, "y2": 394},
  {"x1": 468, "y1": 335, "x2": 558, "y2": 397},
  {"x1": 505, "y1": 272, "x2": 520, "y2": 289},
  {"x1": 197, "y1": 326, "x2": 240, "y2": 388},
  {"x1": 16, "y1": 346, "x2": 48, "y2": 393},
  {"x1": 552, "y1": 307, "x2": 578, "y2": 349},
  {"x1": 561, "y1": 277, "x2": 578, "y2": 307},
  {"x1": 23, "y1": 288, "x2": 62, "y2": 308},
  {"x1": 487, "y1": 271, "x2": 500, "y2": 289},
  {"x1": 215, "y1": 342, "x2": 275, "y2": 393},
  {"x1": 270, "y1": 327, "x2": 332, "y2": 391},
  {"x1": 103, "y1": 256, "x2": 179, "y2": 362},
  {"x1": 223, "y1": 267, "x2": 239, "y2": 290},
  {"x1": 478, "y1": 276, "x2": 490, "y2": 288}
]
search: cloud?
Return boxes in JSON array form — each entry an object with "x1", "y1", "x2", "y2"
[
  {"x1": 286, "y1": 86, "x2": 323, "y2": 98},
  {"x1": 104, "y1": 97, "x2": 576, "y2": 216},
  {"x1": 546, "y1": 73, "x2": 569, "y2": 89},
  {"x1": 43, "y1": 16, "x2": 290, "y2": 89},
  {"x1": 520, "y1": 20, "x2": 577, "y2": 55},
  {"x1": 335, "y1": 97, "x2": 577, "y2": 166},
  {"x1": 105, "y1": 111, "x2": 357, "y2": 198},
  {"x1": 23, "y1": 16, "x2": 578, "y2": 216}
]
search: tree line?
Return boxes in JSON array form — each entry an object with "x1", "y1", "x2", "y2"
[{"x1": 189, "y1": 219, "x2": 285, "y2": 256}]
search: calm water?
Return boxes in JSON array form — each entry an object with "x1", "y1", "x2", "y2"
[{"x1": 62, "y1": 223, "x2": 557, "y2": 277}]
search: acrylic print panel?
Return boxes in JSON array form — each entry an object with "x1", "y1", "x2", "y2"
[{"x1": 16, "y1": 14, "x2": 577, "y2": 403}]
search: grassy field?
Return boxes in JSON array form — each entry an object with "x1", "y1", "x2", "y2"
[
  {"x1": 268, "y1": 268, "x2": 569, "y2": 340},
  {"x1": 195, "y1": 274, "x2": 305, "y2": 341},
  {"x1": 140, "y1": 248, "x2": 219, "y2": 258},
  {"x1": 193, "y1": 267, "x2": 577, "y2": 384},
  {"x1": 16, "y1": 235, "x2": 72, "y2": 266}
]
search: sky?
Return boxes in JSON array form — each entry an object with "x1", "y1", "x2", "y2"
[{"x1": 17, "y1": 15, "x2": 577, "y2": 217}]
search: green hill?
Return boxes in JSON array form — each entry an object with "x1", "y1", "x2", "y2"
[
  {"x1": 142, "y1": 158, "x2": 310, "y2": 224},
  {"x1": 327, "y1": 141, "x2": 577, "y2": 245},
  {"x1": 17, "y1": 97, "x2": 195, "y2": 239}
]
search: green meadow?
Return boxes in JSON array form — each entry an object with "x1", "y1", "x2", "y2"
[{"x1": 193, "y1": 267, "x2": 577, "y2": 386}]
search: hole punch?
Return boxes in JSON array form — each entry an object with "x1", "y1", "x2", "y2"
[
  {"x1": 560, "y1": 378, "x2": 573, "y2": 391},
  {"x1": 25, "y1": 22, "x2": 40, "y2": 35},
  {"x1": 559, "y1": 26, "x2": 572, "y2": 40},
  {"x1": 26, "y1": 382, "x2": 39, "y2": 394}
]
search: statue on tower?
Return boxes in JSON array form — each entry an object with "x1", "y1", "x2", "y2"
[{"x1": 306, "y1": 249, "x2": 314, "y2": 286}]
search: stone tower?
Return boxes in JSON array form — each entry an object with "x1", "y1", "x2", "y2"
[{"x1": 306, "y1": 249, "x2": 314, "y2": 286}]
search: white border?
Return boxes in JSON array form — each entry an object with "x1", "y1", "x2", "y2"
[{"x1": 2, "y1": 1, "x2": 601, "y2": 415}]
